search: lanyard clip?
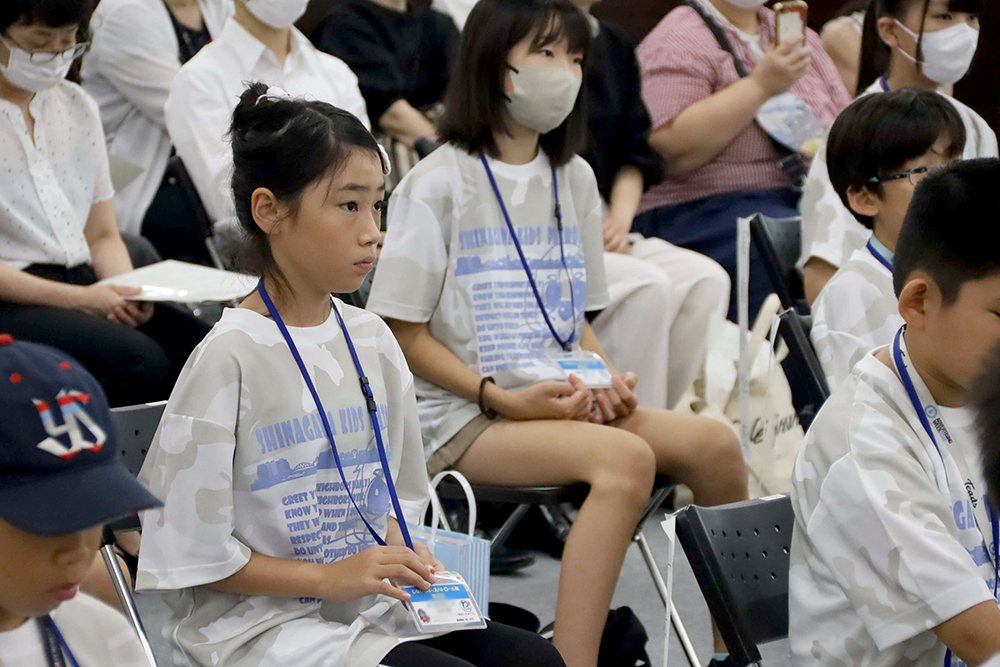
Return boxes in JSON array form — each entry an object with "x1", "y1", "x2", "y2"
[{"x1": 359, "y1": 376, "x2": 377, "y2": 413}]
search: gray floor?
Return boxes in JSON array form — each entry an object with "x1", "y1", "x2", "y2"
[{"x1": 134, "y1": 511, "x2": 791, "y2": 666}]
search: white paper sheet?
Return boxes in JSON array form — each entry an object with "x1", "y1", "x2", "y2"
[{"x1": 97, "y1": 260, "x2": 257, "y2": 302}]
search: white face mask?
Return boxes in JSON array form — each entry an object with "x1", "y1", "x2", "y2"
[
  {"x1": 244, "y1": 0, "x2": 309, "y2": 29},
  {"x1": 0, "y1": 38, "x2": 74, "y2": 93},
  {"x1": 504, "y1": 64, "x2": 582, "y2": 135},
  {"x1": 894, "y1": 20, "x2": 979, "y2": 86},
  {"x1": 723, "y1": 0, "x2": 768, "y2": 9}
]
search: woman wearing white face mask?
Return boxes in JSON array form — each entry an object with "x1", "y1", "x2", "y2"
[
  {"x1": 633, "y1": 0, "x2": 851, "y2": 322},
  {"x1": 799, "y1": 0, "x2": 995, "y2": 304},
  {"x1": 0, "y1": 0, "x2": 210, "y2": 410},
  {"x1": 368, "y1": 1, "x2": 749, "y2": 666},
  {"x1": 163, "y1": 0, "x2": 370, "y2": 226}
]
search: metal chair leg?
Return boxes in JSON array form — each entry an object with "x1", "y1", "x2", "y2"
[
  {"x1": 101, "y1": 528, "x2": 157, "y2": 667},
  {"x1": 635, "y1": 532, "x2": 700, "y2": 667},
  {"x1": 490, "y1": 503, "x2": 530, "y2": 555}
]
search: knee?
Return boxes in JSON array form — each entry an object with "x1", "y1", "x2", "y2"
[
  {"x1": 695, "y1": 257, "x2": 732, "y2": 305},
  {"x1": 700, "y1": 421, "x2": 748, "y2": 492},
  {"x1": 590, "y1": 433, "x2": 656, "y2": 507}
]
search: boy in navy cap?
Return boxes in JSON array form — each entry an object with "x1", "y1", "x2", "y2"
[{"x1": 0, "y1": 334, "x2": 161, "y2": 666}]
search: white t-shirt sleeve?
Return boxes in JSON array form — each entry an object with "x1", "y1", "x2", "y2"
[
  {"x1": 805, "y1": 415, "x2": 994, "y2": 650},
  {"x1": 165, "y1": 65, "x2": 238, "y2": 222},
  {"x1": 77, "y1": 89, "x2": 115, "y2": 204},
  {"x1": 570, "y1": 157, "x2": 610, "y2": 311},
  {"x1": 376, "y1": 321, "x2": 430, "y2": 524},
  {"x1": 368, "y1": 176, "x2": 451, "y2": 322},
  {"x1": 87, "y1": 1, "x2": 180, "y2": 126},
  {"x1": 798, "y1": 139, "x2": 868, "y2": 271},
  {"x1": 136, "y1": 339, "x2": 251, "y2": 591}
]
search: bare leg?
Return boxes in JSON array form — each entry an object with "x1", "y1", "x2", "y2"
[
  {"x1": 455, "y1": 420, "x2": 657, "y2": 667},
  {"x1": 616, "y1": 407, "x2": 749, "y2": 652}
]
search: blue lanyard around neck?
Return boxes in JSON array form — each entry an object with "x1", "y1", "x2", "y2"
[
  {"x1": 892, "y1": 327, "x2": 1000, "y2": 667},
  {"x1": 880, "y1": 76, "x2": 891, "y2": 92},
  {"x1": 256, "y1": 281, "x2": 413, "y2": 550},
  {"x1": 39, "y1": 616, "x2": 79, "y2": 667},
  {"x1": 866, "y1": 235, "x2": 894, "y2": 272},
  {"x1": 480, "y1": 154, "x2": 577, "y2": 352}
]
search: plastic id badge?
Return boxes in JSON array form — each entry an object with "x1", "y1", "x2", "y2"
[
  {"x1": 547, "y1": 350, "x2": 613, "y2": 388},
  {"x1": 403, "y1": 572, "x2": 487, "y2": 634}
]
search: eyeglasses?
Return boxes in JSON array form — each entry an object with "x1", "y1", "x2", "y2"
[
  {"x1": 868, "y1": 165, "x2": 943, "y2": 187},
  {"x1": 1, "y1": 37, "x2": 89, "y2": 64}
]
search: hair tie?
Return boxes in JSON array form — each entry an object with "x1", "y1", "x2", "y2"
[
  {"x1": 255, "y1": 86, "x2": 293, "y2": 106},
  {"x1": 377, "y1": 143, "x2": 392, "y2": 176}
]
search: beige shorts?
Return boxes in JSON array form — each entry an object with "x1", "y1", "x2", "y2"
[{"x1": 426, "y1": 413, "x2": 504, "y2": 477}]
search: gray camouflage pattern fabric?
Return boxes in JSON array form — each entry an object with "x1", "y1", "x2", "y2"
[
  {"x1": 810, "y1": 243, "x2": 902, "y2": 392},
  {"x1": 368, "y1": 144, "x2": 610, "y2": 455},
  {"x1": 136, "y1": 304, "x2": 434, "y2": 667},
  {"x1": 789, "y1": 350, "x2": 997, "y2": 667}
]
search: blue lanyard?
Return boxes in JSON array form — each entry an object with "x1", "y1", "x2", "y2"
[
  {"x1": 257, "y1": 281, "x2": 413, "y2": 551},
  {"x1": 480, "y1": 154, "x2": 577, "y2": 352},
  {"x1": 39, "y1": 616, "x2": 79, "y2": 667},
  {"x1": 892, "y1": 327, "x2": 1000, "y2": 667},
  {"x1": 880, "y1": 76, "x2": 890, "y2": 92},
  {"x1": 866, "y1": 236, "x2": 893, "y2": 272}
]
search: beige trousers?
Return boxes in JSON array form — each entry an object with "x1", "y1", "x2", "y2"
[{"x1": 591, "y1": 235, "x2": 730, "y2": 410}]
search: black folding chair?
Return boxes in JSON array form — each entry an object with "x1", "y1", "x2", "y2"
[
  {"x1": 675, "y1": 495, "x2": 794, "y2": 667},
  {"x1": 105, "y1": 401, "x2": 168, "y2": 667},
  {"x1": 778, "y1": 310, "x2": 829, "y2": 403},
  {"x1": 143, "y1": 156, "x2": 226, "y2": 269},
  {"x1": 749, "y1": 214, "x2": 806, "y2": 313},
  {"x1": 437, "y1": 476, "x2": 702, "y2": 666}
]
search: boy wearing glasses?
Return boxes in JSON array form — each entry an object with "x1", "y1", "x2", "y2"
[{"x1": 810, "y1": 89, "x2": 964, "y2": 391}]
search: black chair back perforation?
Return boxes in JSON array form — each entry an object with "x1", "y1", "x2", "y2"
[
  {"x1": 749, "y1": 214, "x2": 805, "y2": 312},
  {"x1": 675, "y1": 495, "x2": 794, "y2": 666},
  {"x1": 111, "y1": 402, "x2": 167, "y2": 477}
]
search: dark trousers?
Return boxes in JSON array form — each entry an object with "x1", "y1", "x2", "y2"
[
  {"x1": 141, "y1": 169, "x2": 213, "y2": 266},
  {"x1": 382, "y1": 621, "x2": 566, "y2": 667},
  {"x1": 0, "y1": 264, "x2": 210, "y2": 407},
  {"x1": 633, "y1": 187, "x2": 801, "y2": 322}
]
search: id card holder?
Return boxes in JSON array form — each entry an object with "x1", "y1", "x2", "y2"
[
  {"x1": 403, "y1": 572, "x2": 487, "y2": 634},
  {"x1": 546, "y1": 350, "x2": 613, "y2": 388}
]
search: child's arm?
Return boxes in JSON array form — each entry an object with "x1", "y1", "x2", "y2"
[
  {"x1": 207, "y1": 546, "x2": 436, "y2": 603},
  {"x1": 386, "y1": 318, "x2": 592, "y2": 422},
  {"x1": 934, "y1": 600, "x2": 1000, "y2": 666}
]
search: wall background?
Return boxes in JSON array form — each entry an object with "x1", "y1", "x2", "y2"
[{"x1": 298, "y1": 0, "x2": 998, "y2": 131}]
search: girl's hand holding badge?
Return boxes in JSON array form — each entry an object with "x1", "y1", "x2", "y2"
[
  {"x1": 485, "y1": 375, "x2": 593, "y2": 422},
  {"x1": 589, "y1": 373, "x2": 639, "y2": 424}
]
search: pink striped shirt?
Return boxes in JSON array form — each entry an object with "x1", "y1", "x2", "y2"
[{"x1": 636, "y1": 4, "x2": 851, "y2": 213}]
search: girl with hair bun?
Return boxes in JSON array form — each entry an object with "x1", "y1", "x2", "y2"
[
  {"x1": 800, "y1": 0, "x2": 995, "y2": 304},
  {"x1": 136, "y1": 81, "x2": 564, "y2": 667}
]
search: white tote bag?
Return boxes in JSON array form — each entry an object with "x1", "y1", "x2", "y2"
[{"x1": 408, "y1": 470, "x2": 491, "y2": 607}]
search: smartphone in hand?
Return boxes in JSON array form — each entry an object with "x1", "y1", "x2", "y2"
[{"x1": 774, "y1": 0, "x2": 808, "y2": 43}]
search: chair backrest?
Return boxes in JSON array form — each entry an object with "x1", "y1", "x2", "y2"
[
  {"x1": 778, "y1": 310, "x2": 830, "y2": 403},
  {"x1": 749, "y1": 214, "x2": 805, "y2": 312},
  {"x1": 675, "y1": 495, "x2": 794, "y2": 667},
  {"x1": 111, "y1": 402, "x2": 167, "y2": 477}
]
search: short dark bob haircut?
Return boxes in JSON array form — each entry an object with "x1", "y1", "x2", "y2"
[
  {"x1": 1, "y1": 0, "x2": 96, "y2": 40},
  {"x1": 893, "y1": 158, "x2": 1000, "y2": 305},
  {"x1": 827, "y1": 88, "x2": 965, "y2": 230},
  {"x1": 438, "y1": 0, "x2": 591, "y2": 167}
]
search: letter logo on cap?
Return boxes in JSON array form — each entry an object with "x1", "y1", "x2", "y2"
[{"x1": 33, "y1": 390, "x2": 106, "y2": 459}]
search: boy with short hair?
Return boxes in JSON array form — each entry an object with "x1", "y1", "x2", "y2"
[
  {"x1": 0, "y1": 334, "x2": 161, "y2": 666},
  {"x1": 789, "y1": 159, "x2": 1000, "y2": 667},
  {"x1": 810, "y1": 89, "x2": 965, "y2": 392}
]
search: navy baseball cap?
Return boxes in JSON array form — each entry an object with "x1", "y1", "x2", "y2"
[{"x1": 0, "y1": 335, "x2": 162, "y2": 535}]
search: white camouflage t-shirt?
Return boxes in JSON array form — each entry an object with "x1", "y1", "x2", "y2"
[
  {"x1": 810, "y1": 240, "x2": 902, "y2": 392},
  {"x1": 136, "y1": 303, "x2": 433, "y2": 667},
  {"x1": 798, "y1": 82, "x2": 998, "y2": 272},
  {"x1": 367, "y1": 144, "x2": 610, "y2": 455},
  {"x1": 789, "y1": 349, "x2": 998, "y2": 667}
]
